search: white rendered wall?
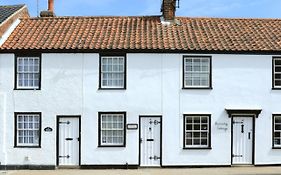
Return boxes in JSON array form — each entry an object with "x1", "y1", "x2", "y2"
[{"x1": 0, "y1": 53, "x2": 280, "y2": 166}]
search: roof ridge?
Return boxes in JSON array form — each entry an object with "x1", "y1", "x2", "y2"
[
  {"x1": 22, "y1": 15, "x2": 281, "y2": 21},
  {"x1": 25, "y1": 15, "x2": 161, "y2": 20},
  {"x1": 176, "y1": 16, "x2": 281, "y2": 21},
  {"x1": 0, "y1": 4, "x2": 26, "y2": 8}
]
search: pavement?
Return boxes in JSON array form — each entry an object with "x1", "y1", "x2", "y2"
[{"x1": 1, "y1": 166, "x2": 281, "y2": 175}]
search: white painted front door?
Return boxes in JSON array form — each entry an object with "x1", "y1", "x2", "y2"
[
  {"x1": 58, "y1": 117, "x2": 80, "y2": 166},
  {"x1": 140, "y1": 117, "x2": 161, "y2": 167},
  {"x1": 232, "y1": 116, "x2": 253, "y2": 165}
]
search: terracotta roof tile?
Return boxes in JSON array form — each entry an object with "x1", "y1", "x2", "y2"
[{"x1": 2, "y1": 16, "x2": 281, "y2": 52}]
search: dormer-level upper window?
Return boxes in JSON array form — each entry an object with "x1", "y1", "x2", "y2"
[
  {"x1": 15, "y1": 55, "x2": 41, "y2": 90},
  {"x1": 99, "y1": 55, "x2": 126, "y2": 89},
  {"x1": 183, "y1": 56, "x2": 212, "y2": 89},
  {"x1": 273, "y1": 57, "x2": 281, "y2": 89}
]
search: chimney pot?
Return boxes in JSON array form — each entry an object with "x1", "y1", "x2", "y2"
[
  {"x1": 161, "y1": 0, "x2": 176, "y2": 21},
  {"x1": 48, "y1": 0, "x2": 54, "y2": 12},
  {"x1": 40, "y1": 0, "x2": 55, "y2": 17}
]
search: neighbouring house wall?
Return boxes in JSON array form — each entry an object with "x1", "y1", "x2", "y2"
[
  {"x1": 0, "y1": 6, "x2": 29, "y2": 38},
  {"x1": 0, "y1": 53, "x2": 280, "y2": 166}
]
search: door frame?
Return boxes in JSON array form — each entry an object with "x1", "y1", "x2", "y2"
[
  {"x1": 138, "y1": 115, "x2": 162, "y2": 167},
  {"x1": 230, "y1": 114, "x2": 255, "y2": 165},
  {"x1": 56, "y1": 115, "x2": 81, "y2": 166}
]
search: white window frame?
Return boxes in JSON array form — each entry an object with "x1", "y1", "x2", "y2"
[
  {"x1": 100, "y1": 56, "x2": 126, "y2": 89},
  {"x1": 183, "y1": 56, "x2": 211, "y2": 88},
  {"x1": 99, "y1": 112, "x2": 126, "y2": 147},
  {"x1": 15, "y1": 113, "x2": 41, "y2": 147},
  {"x1": 16, "y1": 56, "x2": 40, "y2": 89},
  {"x1": 184, "y1": 114, "x2": 211, "y2": 149},
  {"x1": 273, "y1": 115, "x2": 281, "y2": 148},
  {"x1": 273, "y1": 57, "x2": 281, "y2": 88}
]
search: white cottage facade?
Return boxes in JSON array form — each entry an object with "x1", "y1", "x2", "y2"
[
  {"x1": 1, "y1": 0, "x2": 281, "y2": 170},
  {"x1": 0, "y1": 53, "x2": 280, "y2": 169}
]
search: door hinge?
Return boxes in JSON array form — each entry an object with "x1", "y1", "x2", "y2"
[
  {"x1": 232, "y1": 154, "x2": 243, "y2": 157},
  {"x1": 149, "y1": 156, "x2": 161, "y2": 160},
  {"x1": 149, "y1": 120, "x2": 161, "y2": 125},
  {"x1": 59, "y1": 121, "x2": 70, "y2": 125},
  {"x1": 146, "y1": 139, "x2": 154, "y2": 141},
  {"x1": 59, "y1": 155, "x2": 70, "y2": 159}
]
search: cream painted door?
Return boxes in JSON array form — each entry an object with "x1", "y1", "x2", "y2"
[
  {"x1": 58, "y1": 117, "x2": 80, "y2": 166},
  {"x1": 232, "y1": 116, "x2": 253, "y2": 165},
  {"x1": 140, "y1": 117, "x2": 161, "y2": 167}
]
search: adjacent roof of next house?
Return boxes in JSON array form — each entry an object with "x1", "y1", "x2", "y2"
[
  {"x1": 0, "y1": 5, "x2": 26, "y2": 24},
  {"x1": 2, "y1": 15, "x2": 281, "y2": 53}
]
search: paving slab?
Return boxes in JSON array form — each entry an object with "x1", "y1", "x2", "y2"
[{"x1": 1, "y1": 166, "x2": 281, "y2": 175}]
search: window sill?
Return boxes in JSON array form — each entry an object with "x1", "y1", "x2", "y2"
[
  {"x1": 182, "y1": 87, "x2": 213, "y2": 90},
  {"x1": 98, "y1": 145, "x2": 126, "y2": 148},
  {"x1": 272, "y1": 147, "x2": 281, "y2": 149},
  {"x1": 14, "y1": 146, "x2": 41, "y2": 148},
  {"x1": 98, "y1": 88, "x2": 126, "y2": 90},
  {"x1": 272, "y1": 88, "x2": 281, "y2": 90},
  {"x1": 183, "y1": 147, "x2": 212, "y2": 150},
  {"x1": 14, "y1": 88, "x2": 41, "y2": 90}
]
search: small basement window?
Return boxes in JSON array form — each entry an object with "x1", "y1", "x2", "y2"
[
  {"x1": 184, "y1": 114, "x2": 211, "y2": 149},
  {"x1": 98, "y1": 112, "x2": 126, "y2": 147},
  {"x1": 273, "y1": 115, "x2": 281, "y2": 148},
  {"x1": 15, "y1": 113, "x2": 41, "y2": 147}
]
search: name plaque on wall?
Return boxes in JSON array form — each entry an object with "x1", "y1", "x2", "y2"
[
  {"x1": 127, "y1": 124, "x2": 138, "y2": 130},
  {"x1": 215, "y1": 122, "x2": 228, "y2": 131}
]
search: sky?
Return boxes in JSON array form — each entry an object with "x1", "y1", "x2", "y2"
[{"x1": 1, "y1": 0, "x2": 281, "y2": 18}]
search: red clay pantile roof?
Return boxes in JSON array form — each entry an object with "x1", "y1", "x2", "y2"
[{"x1": 2, "y1": 16, "x2": 281, "y2": 53}]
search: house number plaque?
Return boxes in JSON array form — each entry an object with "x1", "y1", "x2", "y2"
[{"x1": 44, "y1": 127, "x2": 53, "y2": 132}]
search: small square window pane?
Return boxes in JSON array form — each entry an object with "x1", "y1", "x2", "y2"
[
  {"x1": 274, "y1": 132, "x2": 280, "y2": 137},
  {"x1": 194, "y1": 139, "x2": 200, "y2": 145},
  {"x1": 275, "y1": 124, "x2": 281, "y2": 130},
  {"x1": 201, "y1": 132, "x2": 207, "y2": 137},
  {"x1": 275, "y1": 74, "x2": 281, "y2": 79},
  {"x1": 275, "y1": 117, "x2": 281, "y2": 123},
  {"x1": 275, "y1": 59, "x2": 281, "y2": 66},
  {"x1": 275, "y1": 80, "x2": 281, "y2": 86},
  {"x1": 201, "y1": 117, "x2": 208, "y2": 123},
  {"x1": 193, "y1": 117, "x2": 200, "y2": 123},
  {"x1": 202, "y1": 124, "x2": 208, "y2": 130},
  {"x1": 186, "y1": 139, "x2": 192, "y2": 145},
  {"x1": 201, "y1": 139, "x2": 208, "y2": 145},
  {"x1": 275, "y1": 67, "x2": 281, "y2": 72},
  {"x1": 186, "y1": 132, "x2": 192, "y2": 138},
  {"x1": 194, "y1": 124, "x2": 200, "y2": 130},
  {"x1": 193, "y1": 132, "x2": 200, "y2": 138},
  {"x1": 186, "y1": 124, "x2": 192, "y2": 130},
  {"x1": 19, "y1": 137, "x2": 23, "y2": 143},
  {"x1": 274, "y1": 139, "x2": 281, "y2": 145}
]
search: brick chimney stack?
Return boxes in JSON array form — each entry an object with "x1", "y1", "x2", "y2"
[
  {"x1": 48, "y1": 0, "x2": 54, "y2": 12},
  {"x1": 40, "y1": 0, "x2": 55, "y2": 17},
  {"x1": 161, "y1": 0, "x2": 176, "y2": 21}
]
